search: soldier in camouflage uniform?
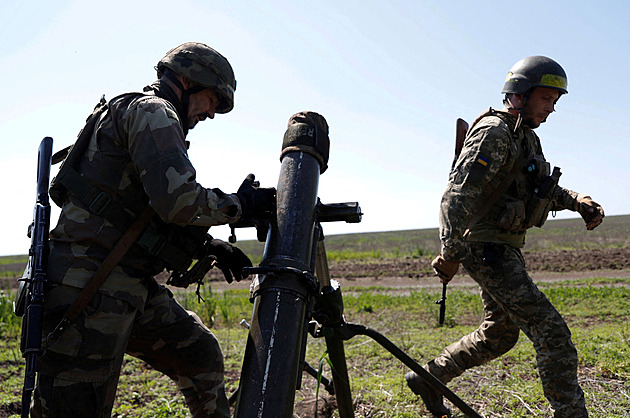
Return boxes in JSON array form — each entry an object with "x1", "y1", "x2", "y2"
[
  {"x1": 33, "y1": 42, "x2": 260, "y2": 417},
  {"x1": 406, "y1": 56, "x2": 605, "y2": 417}
]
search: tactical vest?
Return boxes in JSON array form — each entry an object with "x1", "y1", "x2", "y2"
[
  {"x1": 49, "y1": 94, "x2": 209, "y2": 274},
  {"x1": 468, "y1": 108, "x2": 560, "y2": 233}
]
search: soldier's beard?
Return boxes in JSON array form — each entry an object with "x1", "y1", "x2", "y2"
[
  {"x1": 523, "y1": 117, "x2": 541, "y2": 129},
  {"x1": 188, "y1": 117, "x2": 200, "y2": 130},
  {"x1": 522, "y1": 111, "x2": 548, "y2": 129}
]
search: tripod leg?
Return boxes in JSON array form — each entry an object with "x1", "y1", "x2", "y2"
[
  {"x1": 325, "y1": 336, "x2": 354, "y2": 417},
  {"x1": 315, "y1": 240, "x2": 354, "y2": 417}
]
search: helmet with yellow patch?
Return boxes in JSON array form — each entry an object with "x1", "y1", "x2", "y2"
[{"x1": 502, "y1": 56, "x2": 568, "y2": 96}]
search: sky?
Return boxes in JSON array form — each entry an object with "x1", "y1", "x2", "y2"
[{"x1": 1, "y1": 0, "x2": 629, "y2": 256}]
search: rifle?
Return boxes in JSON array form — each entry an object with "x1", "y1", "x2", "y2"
[
  {"x1": 436, "y1": 119, "x2": 469, "y2": 324},
  {"x1": 15, "y1": 137, "x2": 53, "y2": 418},
  {"x1": 452, "y1": 117, "x2": 469, "y2": 171}
]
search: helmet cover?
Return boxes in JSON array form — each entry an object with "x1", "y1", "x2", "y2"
[{"x1": 158, "y1": 42, "x2": 236, "y2": 113}]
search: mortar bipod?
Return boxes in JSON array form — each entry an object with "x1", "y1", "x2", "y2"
[{"x1": 311, "y1": 238, "x2": 483, "y2": 418}]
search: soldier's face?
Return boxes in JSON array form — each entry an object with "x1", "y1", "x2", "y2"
[
  {"x1": 187, "y1": 89, "x2": 219, "y2": 129},
  {"x1": 523, "y1": 87, "x2": 561, "y2": 128}
]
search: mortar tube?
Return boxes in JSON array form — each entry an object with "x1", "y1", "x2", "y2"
[{"x1": 235, "y1": 134, "x2": 326, "y2": 417}]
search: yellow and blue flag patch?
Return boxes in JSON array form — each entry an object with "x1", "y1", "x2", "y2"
[{"x1": 476, "y1": 155, "x2": 489, "y2": 167}]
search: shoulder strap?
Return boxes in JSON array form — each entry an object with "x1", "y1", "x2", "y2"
[{"x1": 44, "y1": 205, "x2": 154, "y2": 348}]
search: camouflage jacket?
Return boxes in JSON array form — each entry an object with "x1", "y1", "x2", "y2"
[
  {"x1": 47, "y1": 89, "x2": 240, "y2": 308},
  {"x1": 439, "y1": 108, "x2": 580, "y2": 262}
]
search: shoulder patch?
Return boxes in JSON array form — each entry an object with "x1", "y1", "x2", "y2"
[{"x1": 475, "y1": 155, "x2": 490, "y2": 167}]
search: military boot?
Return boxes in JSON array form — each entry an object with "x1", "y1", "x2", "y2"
[{"x1": 405, "y1": 371, "x2": 452, "y2": 417}]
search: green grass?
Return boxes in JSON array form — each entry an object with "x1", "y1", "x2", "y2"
[
  {"x1": 1, "y1": 215, "x2": 628, "y2": 271},
  {"x1": 231, "y1": 214, "x2": 630, "y2": 261},
  {"x1": 1, "y1": 214, "x2": 628, "y2": 416},
  {"x1": 1, "y1": 279, "x2": 629, "y2": 417},
  {"x1": 0, "y1": 256, "x2": 28, "y2": 266}
]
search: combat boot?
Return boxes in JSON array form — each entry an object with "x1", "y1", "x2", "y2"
[{"x1": 405, "y1": 371, "x2": 452, "y2": 417}]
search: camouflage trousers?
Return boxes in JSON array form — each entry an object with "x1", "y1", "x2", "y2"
[
  {"x1": 426, "y1": 242, "x2": 587, "y2": 418},
  {"x1": 31, "y1": 280, "x2": 230, "y2": 417}
]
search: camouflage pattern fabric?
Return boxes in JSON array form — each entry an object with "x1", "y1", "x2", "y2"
[
  {"x1": 426, "y1": 242, "x2": 587, "y2": 417},
  {"x1": 158, "y1": 42, "x2": 236, "y2": 114},
  {"x1": 38, "y1": 88, "x2": 240, "y2": 415},
  {"x1": 429, "y1": 109, "x2": 589, "y2": 417},
  {"x1": 439, "y1": 109, "x2": 579, "y2": 262},
  {"x1": 32, "y1": 281, "x2": 230, "y2": 417},
  {"x1": 47, "y1": 91, "x2": 241, "y2": 305}
]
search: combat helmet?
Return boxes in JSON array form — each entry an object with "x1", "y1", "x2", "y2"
[
  {"x1": 502, "y1": 56, "x2": 568, "y2": 96},
  {"x1": 158, "y1": 42, "x2": 236, "y2": 113}
]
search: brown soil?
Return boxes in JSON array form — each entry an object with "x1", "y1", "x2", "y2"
[
  {"x1": 333, "y1": 246, "x2": 630, "y2": 278},
  {"x1": 207, "y1": 246, "x2": 630, "y2": 292}
]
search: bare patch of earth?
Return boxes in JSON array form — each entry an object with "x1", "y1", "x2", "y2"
[
  {"x1": 4, "y1": 247, "x2": 627, "y2": 292},
  {"x1": 207, "y1": 247, "x2": 630, "y2": 292}
]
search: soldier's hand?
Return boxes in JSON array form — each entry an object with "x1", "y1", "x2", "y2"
[
  {"x1": 206, "y1": 239, "x2": 252, "y2": 283},
  {"x1": 577, "y1": 194, "x2": 605, "y2": 230},
  {"x1": 431, "y1": 254, "x2": 460, "y2": 284},
  {"x1": 235, "y1": 173, "x2": 276, "y2": 224}
]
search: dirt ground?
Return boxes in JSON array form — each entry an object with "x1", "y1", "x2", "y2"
[{"x1": 208, "y1": 246, "x2": 630, "y2": 292}]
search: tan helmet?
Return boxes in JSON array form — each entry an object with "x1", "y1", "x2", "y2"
[
  {"x1": 502, "y1": 56, "x2": 568, "y2": 96},
  {"x1": 158, "y1": 42, "x2": 236, "y2": 113}
]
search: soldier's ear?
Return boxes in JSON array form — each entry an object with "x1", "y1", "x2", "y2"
[
  {"x1": 175, "y1": 74, "x2": 196, "y2": 90},
  {"x1": 505, "y1": 93, "x2": 526, "y2": 111}
]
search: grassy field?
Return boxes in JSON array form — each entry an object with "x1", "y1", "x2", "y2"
[
  {"x1": 1, "y1": 215, "x2": 629, "y2": 417},
  {"x1": 233, "y1": 214, "x2": 630, "y2": 261}
]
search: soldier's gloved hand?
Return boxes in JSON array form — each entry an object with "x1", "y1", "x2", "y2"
[
  {"x1": 235, "y1": 173, "x2": 276, "y2": 223},
  {"x1": 431, "y1": 254, "x2": 460, "y2": 284},
  {"x1": 206, "y1": 239, "x2": 252, "y2": 283},
  {"x1": 235, "y1": 173, "x2": 259, "y2": 224},
  {"x1": 576, "y1": 194, "x2": 605, "y2": 230}
]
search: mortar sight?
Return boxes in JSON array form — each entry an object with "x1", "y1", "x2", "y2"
[{"x1": 316, "y1": 201, "x2": 362, "y2": 224}]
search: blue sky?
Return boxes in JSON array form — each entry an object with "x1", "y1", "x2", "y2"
[{"x1": 1, "y1": 0, "x2": 628, "y2": 256}]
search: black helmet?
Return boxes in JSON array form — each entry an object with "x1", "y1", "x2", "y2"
[
  {"x1": 158, "y1": 42, "x2": 236, "y2": 113},
  {"x1": 502, "y1": 56, "x2": 568, "y2": 95}
]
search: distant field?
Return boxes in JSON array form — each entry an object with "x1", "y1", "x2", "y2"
[
  {"x1": 2, "y1": 214, "x2": 629, "y2": 288},
  {"x1": 0, "y1": 214, "x2": 629, "y2": 417},
  {"x1": 230, "y1": 213, "x2": 630, "y2": 261}
]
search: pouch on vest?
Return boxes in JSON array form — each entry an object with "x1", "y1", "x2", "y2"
[
  {"x1": 496, "y1": 200, "x2": 526, "y2": 232},
  {"x1": 524, "y1": 166, "x2": 561, "y2": 228}
]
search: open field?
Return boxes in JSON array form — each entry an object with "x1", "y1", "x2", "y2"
[{"x1": 1, "y1": 215, "x2": 629, "y2": 417}]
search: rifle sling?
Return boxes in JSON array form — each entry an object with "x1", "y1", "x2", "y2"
[{"x1": 45, "y1": 206, "x2": 154, "y2": 347}]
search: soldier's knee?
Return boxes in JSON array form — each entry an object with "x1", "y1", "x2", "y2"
[
  {"x1": 186, "y1": 309, "x2": 212, "y2": 333},
  {"x1": 176, "y1": 313, "x2": 224, "y2": 369},
  {"x1": 480, "y1": 316, "x2": 520, "y2": 354},
  {"x1": 497, "y1": 326, "x2": 520, "y2": 353}
]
